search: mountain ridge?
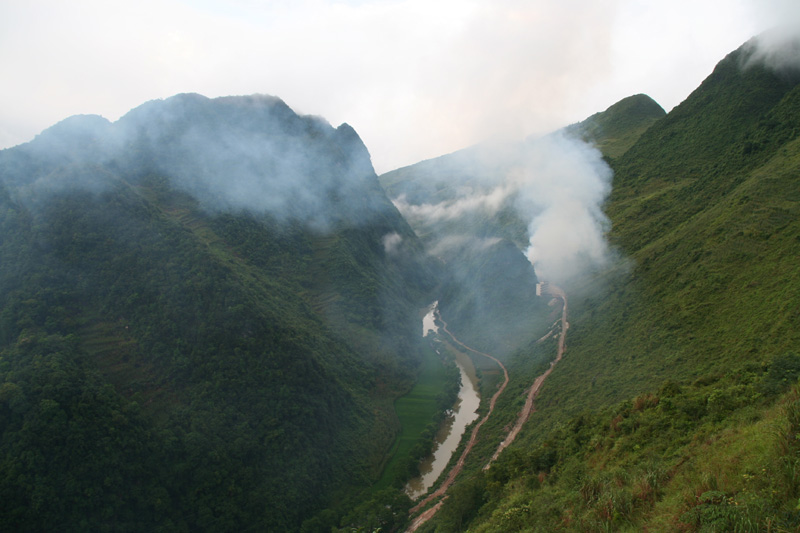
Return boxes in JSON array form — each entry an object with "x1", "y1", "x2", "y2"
[
  {"x1": 0, "y1": 93, "x2": 436, "y2": 531},
  {"x1": 2, "y1": 31, "x2": 800, "y2": 533}
]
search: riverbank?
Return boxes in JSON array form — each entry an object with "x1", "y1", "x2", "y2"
[
  {"x1": 373, "y1": 341, "x2": 456, "y2": 491},
  {"x1": 405, "y1": 345, "x2": 480, "y2": 499}
]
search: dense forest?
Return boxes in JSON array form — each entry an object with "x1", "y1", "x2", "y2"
[{"x1": 0, "y1": 94, "x2": 437, "y2": 531}]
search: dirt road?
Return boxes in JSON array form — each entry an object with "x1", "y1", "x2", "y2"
[
  {"x1": 484, "y1": 284, "x2": 568, "y2": 467},
  {"x1": 405, "y1": 285, "x2": 568, "y2": 531},
  {"x1": 405, "y1": 311, "x2": 509, "y2": 530}
]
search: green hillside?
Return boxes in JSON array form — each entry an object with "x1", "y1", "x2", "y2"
[
  {"x1": 0, "y1": 95, "x2": 436, "y2": 531},
  {"x1": 3, "y1": 32, "x2": 800, "y2": 533},
  {"x1": 565, "y1": 93, "x2": 666, "y2": 159},
  {"x1": 420, "y1": 36, "x2": 800, "y2": 532}
]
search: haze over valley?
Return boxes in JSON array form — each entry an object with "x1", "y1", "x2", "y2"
[{"x1": 1, "y1": 5, "x2": 800, "y2": 532}]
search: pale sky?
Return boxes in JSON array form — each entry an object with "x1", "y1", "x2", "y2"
[{"x1": 0, "y1": 0, "x2": 796, "y2": 173}]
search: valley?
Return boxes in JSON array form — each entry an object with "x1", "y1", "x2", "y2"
[
  {"x1": 408, "y1": 309, "x2": 509, "y2": 517},
  {"x1": 407, "y1": 283, "x2": 568, "y2": 531},
  {"x1": 1, "y1": 31, "x2": 799, "y2": 533},
  {"x1": 405, "y1": 34, "x2": 800, "y2": 533},
  {"x1": 405, "y1": 304, "x2": 481, "y2": 501}
]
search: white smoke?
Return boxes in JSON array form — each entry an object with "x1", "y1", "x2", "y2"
[
  {"x1": 386, "y1": 130, "x2": 613, "y2": 284},
  {"x1": 382, "y1": 232, "x2": 403, "y2": 254},
  {"x1": 391, "y1": 184, "x2": 513, "y2": 225},
  {"x1": 514, "y1": 132, "x2": 612, "y2": 283}
]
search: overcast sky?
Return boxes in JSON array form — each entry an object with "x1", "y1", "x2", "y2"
[{"x1": 1, "y1": 0, "x2": 797, "y2": 172}]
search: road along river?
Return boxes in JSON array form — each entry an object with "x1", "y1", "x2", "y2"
[
  {"x1": 405, "y1": 302, "x2": 481, "y2": 500},
  {"x1": 406, "y1": 284, "x2": 568, "y2": 532},
  {"x1": 484, "y1": 283, "x2": 568, "y2": 467},
  {"x1": 407, "y1": 310, "x2": 509, "y2": 523}
]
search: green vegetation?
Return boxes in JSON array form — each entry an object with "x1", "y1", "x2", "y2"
[
  {"x1": 0, "y1": 95, "x2": 436, "y2": 531},
  {"x1": 3, "y1": 34, "x2": 799, "y2": 533},
  {"x1": 376, "y1": 341, "x2": 460, "y2": 491},
  {"x1": 426, "y1": 354, "x2": 800, "y2": 532},
  {"x1": 421, "y1": 37, "x2": 800, "y2": 532},
  {"x1": 321, "y1": 337, "x2": 461, "y2": 533},
  {"x1": 565, "y1": 93, "x2": 666, "y2": 159},
  {"x1": 437, "y1": 239, "x2": 546, "y2": 358}
]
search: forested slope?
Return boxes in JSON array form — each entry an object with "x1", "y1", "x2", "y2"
[
  {"x1": 565, "y1": 93, "x2": 666, "y2": 159},
  {"x1": 0, "y1": 94, "x2": 435, "y2": 531}
]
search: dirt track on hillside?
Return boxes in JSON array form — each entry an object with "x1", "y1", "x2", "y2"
[
  {"x1": 405, "y1": 285, "x2": 568, "y2": 532},
  {"x1": 484, "y1": 285, "x2": 567, "y2": 467},
  {"x1": 405, "y1": 311, "x2": 509, "y2": 530}
]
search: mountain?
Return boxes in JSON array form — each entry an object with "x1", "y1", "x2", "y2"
[
  {"x1": 377, "y1": 93, "x2": 663, "y2": 357},
  {"x1": 0, "y1": 94, "x2": 436, "y2": 531},
  {"x1": 564, "y1": 93, "x2": 666, "y2": 159},
  {"x1": 419, "y1": 33, "x2": 800, "y2": 532},
  {"x1": 4, "y1": 31, "x2": 800, "y2": 533}
]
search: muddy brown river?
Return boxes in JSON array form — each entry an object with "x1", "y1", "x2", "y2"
[{"x1": 405, "y1": 302, "x2": 481, "y2": 500}]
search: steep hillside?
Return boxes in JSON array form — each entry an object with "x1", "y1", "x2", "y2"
[
  {"x1": 565, "y1": 93, "x2": 666, "y2": 159},
  {"x1": 0, "y1": 94, "x2": 435, "y2": 531},
  {"x1": 421, "y1": 34, "x2": 800, "y2": 532}
]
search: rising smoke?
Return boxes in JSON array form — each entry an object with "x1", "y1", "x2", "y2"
[
  {"x1": 390, "y1": 130, "x2": 613, "y2": 285},
  {"x1": 515, "y1": 131, "x2": 612, "y2": 283}
]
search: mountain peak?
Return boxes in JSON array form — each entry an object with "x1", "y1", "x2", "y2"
[
  {"x1": 566, "y1": 93, "x2": 665, "y2": 159},
  {"x1": 32, "y1": 113, "x2": 113, "y2": 151}
]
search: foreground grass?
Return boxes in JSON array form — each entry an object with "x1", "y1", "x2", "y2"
[{"x1": 425, "y1": 357, "x2": 800, "y2": 532}]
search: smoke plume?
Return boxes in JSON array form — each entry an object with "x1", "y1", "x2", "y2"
[
  {"x1": 389, "y1": 130, "x2": 613, "y2": 284},
  {"x1": 514, "y1": 132, "x2": 612, "y2": 283}
]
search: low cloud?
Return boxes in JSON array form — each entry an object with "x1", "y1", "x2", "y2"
[
  {"x1": 427, "y1": 235, "x2": 502, "y2": 258},
  {"x1": 392, "y1": 184, "x2": 513, "y2": 225},
  {"x1": 2, "y1": 94, "x2": 387, "y2": 232},
  {"x1": 382, "y1": 232, "x2": 403, "y2": 254},
  {"x1": 742, "y1": 25, "x2": 800, "y2": 74}
]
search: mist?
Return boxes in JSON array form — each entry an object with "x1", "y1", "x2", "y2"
[
  {"x1": 742, "y1": 26, "x2": 800, "y2": 75},
  {"x1": 389, "y1": 130, "x2": 613, "y2": 285},
  {"x1": 2, "y1": 94, "x2": 388, "y2": 232},
  {"x1": 392, "y1": 184, "x2": 513, "y2": 226}
]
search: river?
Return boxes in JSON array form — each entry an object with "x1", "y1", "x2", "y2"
[{"x1": 405, "y1": 302, "x2": 481, "y2": 500}]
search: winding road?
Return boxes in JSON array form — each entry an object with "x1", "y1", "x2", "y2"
[
  {"x1": 407, "y1": 311, "x2": 509, "y2": 519},
  {"x1": 405, "y1": 284, "x2": 568, "y2": 532},
  {"x1": 484, "y1": 284, "x2": 567, "y2": 467}
]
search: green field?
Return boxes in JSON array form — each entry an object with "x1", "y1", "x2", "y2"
[{"x1": 374, "y1": 341, "x2": 452, "y2": 491}]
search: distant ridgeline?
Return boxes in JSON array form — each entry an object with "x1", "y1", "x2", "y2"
[{"x1": 0, "y1": 94, "x2": 437, "y2": 531}]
